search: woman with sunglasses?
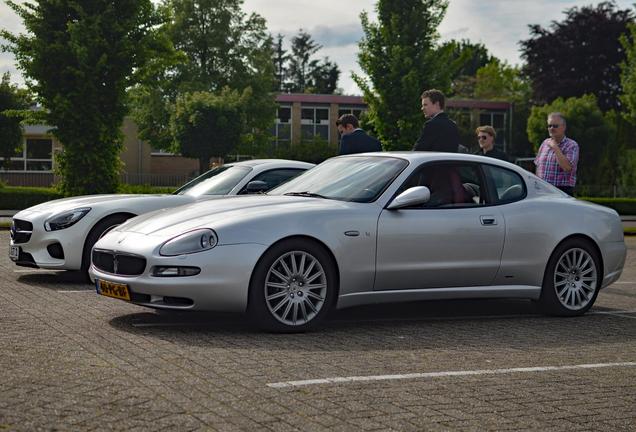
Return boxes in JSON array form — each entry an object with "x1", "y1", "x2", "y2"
[{"x1": 475, "y1": 126, "x2": 509, "y2": 161}]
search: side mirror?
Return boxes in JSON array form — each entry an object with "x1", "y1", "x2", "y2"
[
  {"x1": 387, "y1": 186, "x2": 431, "y2": 209},
  {"x1": 245, "y1": 180, "x2": 269, "y2": 194}
]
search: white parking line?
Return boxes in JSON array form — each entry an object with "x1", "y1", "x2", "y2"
[
  {"x1": 57, "y1": 290, "x2": 93, "y2": 293},
  {"x1": 267, "y1": 362, "x2": 636, "y2": 389},
  {"x1": 591, "y1": 310, "x2": 636, "y2": 315},
  {"x1": 593, "y1": 312, "x2": 636, "y2": 320},
  {"x1": 615, "y1": 281, "x2": 635, "y2": 284}
]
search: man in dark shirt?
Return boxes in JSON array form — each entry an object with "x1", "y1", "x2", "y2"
[
  {"x1": 474, "y1": 125, "x2": 509, "y2": 161},
  {"x1": 337, "y1": 114, "x2": 382, "y2": 155},
  {"x1": 412, "y1": 89, "x2": 460, "y2": 153}
]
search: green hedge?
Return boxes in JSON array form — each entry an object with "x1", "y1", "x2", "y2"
[
  {"x1": 0, "y1": 185, "x2": 175, "y2": 210},
  {"x1": 579, "y1": 197, "x2": 636, "y2": 215},
  {"x1": 118, "y1": 184, "x2": 175, "y2": 194},
  {"x1": 0, "y1": 186, "x2": 64, "y2": 210}
]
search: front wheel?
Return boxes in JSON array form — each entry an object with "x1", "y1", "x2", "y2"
[
  {"x1": 248, "y1": 239, "x2": 337, "y2": 332},
  {"x1": 538, "y1": 238, "x2": 601, "y2": 316}
]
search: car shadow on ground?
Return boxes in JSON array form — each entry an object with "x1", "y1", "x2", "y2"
[
  {"x1": 17, "y1": 270, "x2": 91, "y2": 288},
  {"x1": 107, "y1": 298, "x2": 636, "y2": 352}
]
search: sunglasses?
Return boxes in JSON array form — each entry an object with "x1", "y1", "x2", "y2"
[
  {"x1": 547, "y1": 124, "x2": 561, "y2": 129},
  {"x1": 477, "y1": 135, "x2": 489, "y2": 140}
]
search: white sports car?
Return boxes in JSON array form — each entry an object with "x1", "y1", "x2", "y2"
[
  {"x1": 9, "y1": 159, "x2": 312, "y2": 276},
  {"x1": 90, "y1": 153, "x2": 626, "y2": 332}
]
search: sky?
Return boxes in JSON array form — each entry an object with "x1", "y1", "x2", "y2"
[{"x1": 1, "y1": 0, "x2": 635, "y2": 95}]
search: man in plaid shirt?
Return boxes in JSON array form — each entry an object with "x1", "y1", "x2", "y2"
[{"x1": 534, "y1": 112, "x2": 579, "y2": 196}]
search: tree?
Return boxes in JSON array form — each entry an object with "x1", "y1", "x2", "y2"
[
  {"x1": 282, "y1": 30, "x2": 341, "y2": 94},
  {"x1": 285, "y1": 30, "x2": 321, "y2": 93},
  {"x1": 520, "y1": 1, "x2": 634, "y2": 112},
  {"x1": 308, "y1": 58, "x2": 340, "y2": 94},
  {"x1": 0, "y1": 73, "x2": 31, "y2": 168},
  {"x1": 172, "y1": 89, "x2": 248, "y2": 173},
  {"x1": 526, "y1": 94, "x2": 610, "y2": 187},
  {"x1": 272, "y1": 34, "x2": 290, "y2": 92},
  {"x1": 2, "y1": 0, "x2": 163, "y2": 195},
  {"x1": 130, "y1": 0, "x2": 276, "y2": 165},
  {"x1": 620, "y1": 23, "x2": 636, "y2": 125},
  {"x1": 353, "y1": 0, "x2": 453, "y2": 150},
  {"x1": 443, "y1": 39, "x2": 494, "y2": 98}
]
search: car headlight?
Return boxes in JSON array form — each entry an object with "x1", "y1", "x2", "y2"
[
  {"x1": 159, "y1": 228, "x2": 218, "y2": 256},
  {"x1": 44, "y1": 207, "x2": 91, "y2": 231}
]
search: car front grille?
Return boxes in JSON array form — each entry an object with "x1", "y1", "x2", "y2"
[
  {"x1": 92, "y1": 249, "x2": 147, "y2": 276},
  {"x1": 10, "y1": 219, "x2": 33, "y2": 244}
]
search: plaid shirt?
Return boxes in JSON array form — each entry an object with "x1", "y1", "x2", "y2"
[{"x1": 534, "y1": 136, "x2": 579, "y2": 187}]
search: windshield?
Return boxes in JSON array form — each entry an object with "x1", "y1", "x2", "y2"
[
  {"x1": 270, "y1": 156, "x2": 408, "y2": 202},
  {"x1": 175, "y1": 165, "x2": 252, "y2": 196}
]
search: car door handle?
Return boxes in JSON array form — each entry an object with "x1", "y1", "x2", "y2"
[{"x1": 480, "y1": 215, "x2": 497, "y2": 226}]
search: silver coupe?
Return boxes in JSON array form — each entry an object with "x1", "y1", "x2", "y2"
[{"x1": 90, "y1": 153, "x2": 626, "y2": 332}]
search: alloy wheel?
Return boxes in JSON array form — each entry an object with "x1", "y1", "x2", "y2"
[
  {"x1": 264, "y1": 250, "x2": 327, "y2": 326},
  {"x1": 553, "y1": 247, "x2": 598, "y2": 311}
]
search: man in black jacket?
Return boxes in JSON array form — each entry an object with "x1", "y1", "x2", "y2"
[
  {"x1": 337, "y1": 114, "x2": 382, "y2": 155},
  {"x1": 412, "y1": 89, "x2": 459, "y2": 153}
]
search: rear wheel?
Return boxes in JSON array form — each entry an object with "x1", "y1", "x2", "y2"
[
  {"x1": 539, "y1": 238, "x2": 601, "y2": 316},
  {"x1": 248, "y1": 239, "x2": 336, "y2": 332},
  {"x1": 81, "y1": 214, "x2": 132, "y2": 280}
]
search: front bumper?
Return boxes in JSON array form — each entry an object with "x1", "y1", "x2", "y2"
[
  {"x1": 90, "y1": 242, "x2": 267, "y2": 313},
  {"x1": 10, "y1": 215, "x2": 87, "y2": 270}
]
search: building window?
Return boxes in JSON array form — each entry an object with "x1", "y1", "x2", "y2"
[
  {"x1": 337, "y1": 106, "x2": 366, "y2": 120},
  {"x1": 0, "y1": 138, "x2": 53, "y2": 172},
  {"x1": 300, "y1": 106, "x2": 329, "y2": 142},
  {"x1": 271, "y1": 105, "x2": 292, "y2": 147},
  {"x1": 479, "y1": 112, "x2": 507, "y2": 148}
]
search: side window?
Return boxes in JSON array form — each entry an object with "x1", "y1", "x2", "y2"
[
  {"x1": 483, "y1": 165, "x2": 526, "y2": 204},
  {"x1": 239, "y1": 168, "x2": 306, "y2": 194},
  {"x1": 398, "y1": 163, "x2": 485, "y2": 208}
]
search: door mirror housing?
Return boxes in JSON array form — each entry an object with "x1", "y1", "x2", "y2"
[
  {"x1": 387, "y1": 186, "x2": 431, "y2": 209},
  {"x1": 245, "y1": 180, "x2": 269, "y2": 194}
]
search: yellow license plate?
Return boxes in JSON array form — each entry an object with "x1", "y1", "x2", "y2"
[{"x1": 96, "y1": 279, "x2": 131, "y2": 301}]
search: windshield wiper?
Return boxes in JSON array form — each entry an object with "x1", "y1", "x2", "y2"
[{"x1": 283, "y1": 191, "x2": 328, "y2": 199}]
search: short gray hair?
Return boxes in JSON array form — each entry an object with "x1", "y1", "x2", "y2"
[{"x1": 548, "y1": 112, "x2": 566, "y2": 127}]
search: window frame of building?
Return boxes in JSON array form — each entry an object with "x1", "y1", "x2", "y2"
[
  {"x1": 0, "y1": 137, "x2": 53, "y2": 172},
  {"x1": 300, "y1": 105, "x2": 330, "y2": 142},
  {"x1": 337, "y1": 106, "x2": 366, "y2": 120},
  {"x1": 272, "y1": 104, "x2": 292, "y2": 148}
]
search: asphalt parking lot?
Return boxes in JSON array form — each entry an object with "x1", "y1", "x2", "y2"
[{"x1": 1, "y1": 231, "x2": 635, "y2": 431}]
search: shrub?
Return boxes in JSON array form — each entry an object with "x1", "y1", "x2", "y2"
[
  {"x1": 0, "y1": 185, "x2": 174, "y2": 210},
  {"x1": 0, "y1": 186, "x2": 63, "y2": 210},
  {"x1": 118, "y1": 184, "x2": 175, "y2": 194},
  {"x1": 579, "y1": 197, "x2": 636, "y2": 215}
]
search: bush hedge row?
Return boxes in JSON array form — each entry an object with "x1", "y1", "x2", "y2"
[
  {"x1": 1, "y1": 186, "x2": 635, "y2": 214},
  {"x1": 0, "y1": 186, "x2": 64, "y2": 210},
  {"x1": 579, "y1": 197, "x2": 636, "y2": 215},
  {"x1": 0, "y1": 185, "x2": 175, "y2": 210}
]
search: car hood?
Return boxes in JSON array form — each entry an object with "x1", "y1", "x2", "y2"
[
  {"x1": 17, "y1": 194, "x2": 168, "y2": 214},
  {"x1": 115, "y1": 195, "x2": 356, "y2": 237}
]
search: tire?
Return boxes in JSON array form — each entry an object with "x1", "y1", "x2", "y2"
[
  {"x1": 248, "y1": 239, "x2": 337, "y2": 332},
  {"x1": 81, "y1": 214, "x2": 133, "y2": 279},
  {"x1": 538, "y1": 238, "x2": 601, "y2": 316}
]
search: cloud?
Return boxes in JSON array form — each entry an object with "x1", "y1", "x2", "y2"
[{"x1": 310, "y1": 24, "x2": 364, "y2": 48}]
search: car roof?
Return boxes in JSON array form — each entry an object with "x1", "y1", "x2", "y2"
[
  {"x1": 226, "y1": 159, "x2": 315, "y2": 169},
  {"x1": 336, "y1": 151, "x2": 530, "y2": 174}
]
